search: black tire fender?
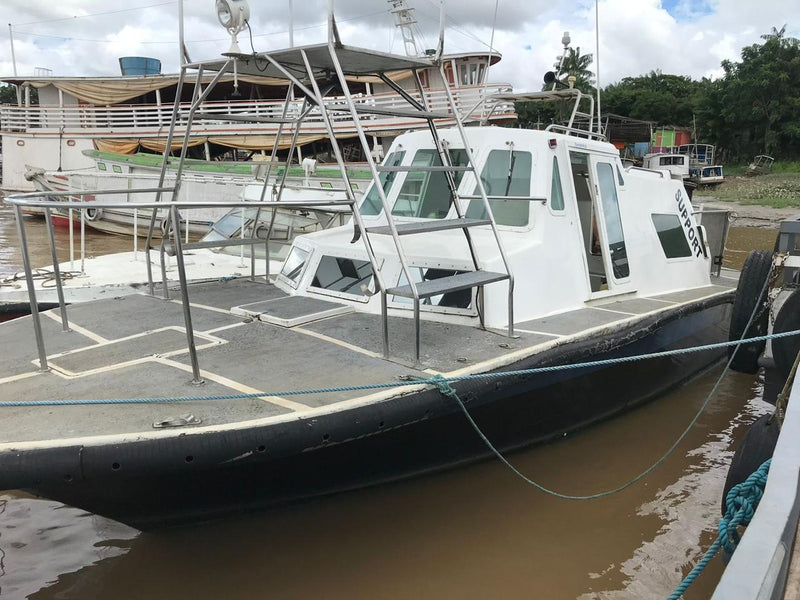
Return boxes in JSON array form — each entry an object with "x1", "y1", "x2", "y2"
[
  {"x1": 728, "y1": 250, "x2": 773, "y2": 373},
  {"x1": 721, "y1": 414, "x2": 779, "y2": 515},
  {"x1": 84, "y1": 207, "x2": 103, "y2": 221},
  {"x1": 772, "y1": 289, "x2": 800, "y2": 379}
]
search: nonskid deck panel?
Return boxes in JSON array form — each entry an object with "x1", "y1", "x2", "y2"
[{"x1": 0, "y1": 275, "x2": 737, "y2": 445}]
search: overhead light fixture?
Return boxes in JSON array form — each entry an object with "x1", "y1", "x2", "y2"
[{"x1": 216, "y1": 0, "x2": 250, "y2": 54}]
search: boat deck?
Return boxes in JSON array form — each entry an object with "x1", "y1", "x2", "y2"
[{"x1": 0, "y1": 272, "x2": 738, "y2": 445}]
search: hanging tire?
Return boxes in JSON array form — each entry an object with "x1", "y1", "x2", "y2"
[
  {"x1": 721, "y1": 413, "x2": 779, "y2": 515},
  {"x1": 728, "y1": 250, "x2": 773, "y2": 373},
  {"x1": 84, "y1": 207, "x2": 103, "y2": 221},
  {"x1": 772, "y1": 289, "x2": 800, "y2": 379}
]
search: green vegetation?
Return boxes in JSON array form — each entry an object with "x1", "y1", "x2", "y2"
[
  {"x1": 515, "y1": 28, "x2": 800, "y2": 163},
  {"x1": 698, "y1": 172, "x2": 800, "y2": 208}
]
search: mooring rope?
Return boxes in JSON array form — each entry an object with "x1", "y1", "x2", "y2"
[
  {"x1": 2, "y1": 329, "x2": 799, "y2": 408},
  {"x1": 666, "y1": 459, "x2": 771, "y2": 600}
]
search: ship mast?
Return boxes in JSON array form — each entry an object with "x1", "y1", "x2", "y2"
[{"x1": 387, "y1": 0, "x2": 420, "y2": 57}]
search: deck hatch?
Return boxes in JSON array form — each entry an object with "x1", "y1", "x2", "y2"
[{"x1": 231, "y1": 296, "x2": 354, "y2": 327}]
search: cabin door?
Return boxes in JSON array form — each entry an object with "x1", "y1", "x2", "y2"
[
  {"x1": 569, "y1": 151, "x2": 608, "y2": 292},
  {"x1": 590, "y1": 157, "x2": 630, "y2": 286}
]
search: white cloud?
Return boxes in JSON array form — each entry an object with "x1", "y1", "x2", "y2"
[{"x1": 0, "y1": 0, "x2": 796, "y2": 93}]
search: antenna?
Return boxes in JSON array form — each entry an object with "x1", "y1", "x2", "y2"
[
  {"x1": 595, "y1": 0, "x2": 601, "y2": 134},
  {"x1": 387, "y1": 0, "x2": 420, "y2": 56}
]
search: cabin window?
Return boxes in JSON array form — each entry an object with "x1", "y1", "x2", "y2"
[
  {"x1": 651, "y1": 214, "x2": 692, "y2": 258},
  {"x1": 360, "y1": 151, "x2": 405, "y2": 216},
  {"x1": 596, "y1": 162, "x2": 630, "y2": 279},
  {"x1": 551, "y1": 157, "x2": 565, "y2": 211},
  {"x1": 466, "y1": 149, "x2": 532, "y2": 226},
  {"x1": 311, "y1": 256, "x2": 375, "y2": 297},
  {"x1": 320, "y1": 182, "x2": 333, "y2": 189},
  {"x1": 97, "y1": 162, "x2": 107, "y2": 171},
  {"x1": 112, "y1": 165, "x2": 123, "y2": 173},
  {"x1": 392, "y1": 268, "x2": 473, "y2": 309},
  {"x1": 392, "y1": 149, "x2": 467, "y2": 219},
  {"x1": 280, "y1": 246, "x2": 310, "y2": 284}
]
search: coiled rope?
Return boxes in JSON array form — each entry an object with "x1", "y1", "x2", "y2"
[{"x1": 667, "y1": 459, "x2": 771, "y2": 600}]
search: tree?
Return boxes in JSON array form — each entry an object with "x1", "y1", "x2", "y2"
[
  {"x1": 696, "y1": 28, "x2": 800, "y2": 160},
  {"x1": 0, "y1": 84, "x2": 19, "y2": 105},
  {"x1": 601, "y1": 71, "x2": 702, "y2": 126}
]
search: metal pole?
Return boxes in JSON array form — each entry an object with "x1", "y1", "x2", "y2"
[
  {"x1": 68, "y1": 208, "x2": 74, "y2": 270},
  {"x1": 178, "y1": 0, "x2": 186, "y2": 65},
  {"x1": 9, "y1": 23, "x2": 21, "y2": 105},
  {"x1": 289, "y1": 0, "x2": 294, "y2": 47},
  {"x1": 43, "y1": 208, "x2": 70, "y2": 332},
  {"x1": 14, "y1": 206, "x2": 49, "y2": 371},
  {"x1": 170, "y1": 204, "x2": 203, "y2": 384},
  {"x1": 595, "y1": 0, "x2": 601, "y2": 135}
]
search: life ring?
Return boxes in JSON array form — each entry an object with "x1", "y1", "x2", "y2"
[
  {"x1": 84, "y1": 207, "x2": 103, "y2": 221},
  {"x1": 728, "y1": 250, "x2": 773, "y2": 373},
  {"x1": 772, "y1": 289, "x2": 800, "y2": 379},
  {"x1": 720, "y1": 413, "x2": 779, "y2": 515}
]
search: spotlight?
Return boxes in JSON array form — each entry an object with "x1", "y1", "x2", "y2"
[{"x1": 216, "y1": 0, "x2": 250, "y2": 54}]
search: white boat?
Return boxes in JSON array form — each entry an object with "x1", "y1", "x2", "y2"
[
  {"x1": 0, "y1": 7, "x2": 740, "y2": 529},
  {"x1": 22, "y1": 160, "x2": 369, "y2": 238}
]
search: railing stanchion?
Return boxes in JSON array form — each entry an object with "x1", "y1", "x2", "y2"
[
  {"x1": 170, "y1": 204, "x2": 204, "y2": 385},
  {"x1": 43, "y1": 207, "x2": 70, "y2": 332},
  {"x1": 14, "y1": 205, "x2": 49, "y2": 371},
  {"x1": 68, "y1": 208, "x2": 74, "y2": 271}
]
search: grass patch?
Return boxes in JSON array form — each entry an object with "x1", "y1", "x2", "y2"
[{"x1": 695, "y1": 170, "x2": 800, "y2": 208}]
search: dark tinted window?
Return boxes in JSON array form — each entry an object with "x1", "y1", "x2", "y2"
[{"x1": 652, "y1": 214, "x2": 692, "y2": 258}]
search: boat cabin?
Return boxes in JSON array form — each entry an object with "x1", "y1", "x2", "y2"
[
  {"x1": 643, "y1": 152, "x2": 689, "y2": 180},
  {"x1": 276, "y1": 127, "x2": 713, "y2": 329}
]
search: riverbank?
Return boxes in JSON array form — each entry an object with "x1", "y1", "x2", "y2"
[{"x1": 694, "y1": 171, "x2": 800, "y2": 228}]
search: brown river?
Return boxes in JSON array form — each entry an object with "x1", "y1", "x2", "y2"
[{"x1": 0, "y1": 199, "x2": 781, "y2": 599}]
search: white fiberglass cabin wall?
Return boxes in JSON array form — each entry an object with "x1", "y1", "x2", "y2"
[{"x1": 276, "y1": 127, "x2": 713, "y2": 329}]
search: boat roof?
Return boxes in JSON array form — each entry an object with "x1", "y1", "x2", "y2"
[{"x1": 200, "y1": 43, "x2": 438, "y2": 80}]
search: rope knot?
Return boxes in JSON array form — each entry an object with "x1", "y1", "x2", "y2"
[
  {"x1": 428, "y1": 374, "x2": 459, "y2": 399},
  {"x1": 719, "y1": 459, "x2": 771, "y2": 554}
]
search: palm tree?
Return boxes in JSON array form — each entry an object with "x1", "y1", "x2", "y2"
[{"x1": 561, "y1": 47, "x2": 595, "y2": 91}]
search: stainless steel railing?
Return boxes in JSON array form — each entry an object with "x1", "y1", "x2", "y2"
[{"x1": 3, "y1": 191, "x2": 355, "y2": 383}]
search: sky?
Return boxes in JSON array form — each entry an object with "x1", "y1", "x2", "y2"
[{"x1": 0, "y1": 0, "x2": 796, "y2": 91}]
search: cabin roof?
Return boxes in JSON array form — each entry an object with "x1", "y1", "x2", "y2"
[{"x1": 201, "y1": 43, "x2": 437, "y2": 80}]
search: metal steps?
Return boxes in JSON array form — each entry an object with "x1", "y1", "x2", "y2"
[
  {"x1": 367, "y1": 218, "x2": 491, "y2": 236},
  {"x1": 388, "y1": 270, "x2": 508, "y2": 299}
]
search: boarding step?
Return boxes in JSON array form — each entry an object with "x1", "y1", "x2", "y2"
[
  {"x1": 388, "y1": 270, "x2": 508, "y2": 299},
  {"x1": 367, "y1": 218, "x2": 491, "y2": 236}
]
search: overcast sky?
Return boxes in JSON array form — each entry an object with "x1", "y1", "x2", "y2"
[{"x1": 0, "y1": 0, "x2": 796, "y2": 90}]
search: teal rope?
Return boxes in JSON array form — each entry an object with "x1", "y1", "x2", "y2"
[
  {"x1": 667, "y1": 459, "x2": 771, "y2": 600},
  {"x1": 3, "y1": 329, "x2": 799, "y2": 408}
]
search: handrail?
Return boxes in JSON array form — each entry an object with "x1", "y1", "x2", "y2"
[
  {"x1": 9, "y1": 191, "x2": 356, "y2": 376},
  {"x1": 626, "y1": 166, "x2": 666, "y2": 178}
]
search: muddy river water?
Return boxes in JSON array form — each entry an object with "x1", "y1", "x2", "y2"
[{"x1": 0, "y1": 200, "x2": 783, "y2": 599}]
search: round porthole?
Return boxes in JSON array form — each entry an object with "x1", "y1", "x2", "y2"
[
  {"x1": 66, "y1": 139, "x2": 76, "y2": 147},
  {"x1": 16, "y1": 139, "x2": 24, "y2": 146}
]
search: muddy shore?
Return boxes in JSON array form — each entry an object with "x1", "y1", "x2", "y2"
[{"x1": 693, "y1": 196, "x2": 800, "y2": 229}]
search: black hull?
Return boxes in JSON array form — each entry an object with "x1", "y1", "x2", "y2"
[{"x1": 5, "y1": 297, "x2": 731, "y2": 529}]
